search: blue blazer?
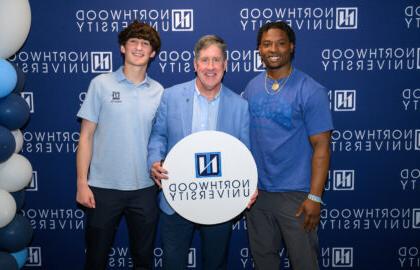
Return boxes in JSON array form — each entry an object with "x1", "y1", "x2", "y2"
[{"x1": 147, "y1": 79, "x2": 250, "y2": 214}]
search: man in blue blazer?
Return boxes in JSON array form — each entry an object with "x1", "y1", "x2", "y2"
[{"x1": 148, "y1": 35, "x2": 254, "y2": 270}]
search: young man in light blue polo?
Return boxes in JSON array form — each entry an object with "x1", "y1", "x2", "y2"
[{"x1": 76, "y1": 21, "x2": 163, "y2": 270}]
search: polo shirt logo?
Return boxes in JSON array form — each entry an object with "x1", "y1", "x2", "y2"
[{"x1": 111, "y1": 91, "x2": 122, "y2": 103}]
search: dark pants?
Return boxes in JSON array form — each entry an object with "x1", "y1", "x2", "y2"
[
  {"x1": 246, "y1": 191, "x2": 320, "y2": 270},
  {"x1": 160, "y1": 212, "x2": 232, "y2": 270},
  {"x1": 84, "y1": 185, "x2": 158, "y2": 270}
]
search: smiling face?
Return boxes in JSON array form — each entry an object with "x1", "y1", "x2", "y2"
[
  {"x1": 194, "y1": 44, "x2": 227, "y2": 94},
  {"x1": 258, "y1": 28, "x2": 294, "y2": 71},
  {"x1": 120, "y1": 38, "x2": 156, "y2": 68}
]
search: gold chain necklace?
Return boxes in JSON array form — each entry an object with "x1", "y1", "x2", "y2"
[{"x1": 264, "y1": 67, "x2": 293, "y2": 95}]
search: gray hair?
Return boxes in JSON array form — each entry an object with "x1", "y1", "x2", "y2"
[{"x1": 194, "y1": 35, "x2": 227, "y2": 60}]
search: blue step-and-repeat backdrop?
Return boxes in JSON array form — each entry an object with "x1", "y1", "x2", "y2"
[{"x1": 9, "y1": 0, "x2": 420, "y2": 269}]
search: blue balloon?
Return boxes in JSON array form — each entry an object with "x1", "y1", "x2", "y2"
[
  {"x1": 0, "y1": 93, "x2": 30, "y2": 130},
  {"x1": 0, "y1": 215, "x2": 33, "y2": 252},
  {"x1": 10, "y1": 248, "x2": 28, "y2": 269},
  {"x1": 11, "y1": 63, "x2": 25, "y2": 94},
  {"x1": 0, "y1": 252, "x2": 18, "y2": 270},
  {"x1": 0, "y1": 59, "x2": 17, "y2": 98},
  {"x1": 0, "y1": 125, "x2": 16, "y2": 162},
  {"x1": 10, "y1": 190, "x2": 25, "y2": 211}
]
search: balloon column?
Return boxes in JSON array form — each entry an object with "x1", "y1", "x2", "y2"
[{"x1": 0, "y1": 0, "x2": 33, "y2": 269}]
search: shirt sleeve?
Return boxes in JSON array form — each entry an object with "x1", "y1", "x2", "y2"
[
  {"x1": 303, "y1": 86, "x2": 334, "y2": 136},
  {"x1": 77, "y1": 77, "x2": 102, "y2": 123}
]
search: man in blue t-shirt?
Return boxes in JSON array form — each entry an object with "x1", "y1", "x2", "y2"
[
  {"x1": 243, "y1": 22, "x2": 333, "y2": 270},
  {"x1": 76, "y1": 21, "x2": 163, "y2": 270}
]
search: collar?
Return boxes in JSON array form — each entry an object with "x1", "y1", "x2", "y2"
[
  {"x1": 115, "y1": 66, "x2": 151, "y2": 86},
  {"x1": 194, "y1": 79, "x2": 222, "y2": 101}
]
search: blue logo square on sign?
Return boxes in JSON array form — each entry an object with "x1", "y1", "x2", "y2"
[{"x1": 195, "y1": 152, "x2": 221, "y2": 178}]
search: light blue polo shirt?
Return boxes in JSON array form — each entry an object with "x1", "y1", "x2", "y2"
[{"x1": 77, "y1": 66, "x2": 164, "y2": 190}]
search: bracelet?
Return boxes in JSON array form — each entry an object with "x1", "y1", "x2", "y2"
[{"x1": 307, "y1": 194, "x2": 325, "y2": 206}]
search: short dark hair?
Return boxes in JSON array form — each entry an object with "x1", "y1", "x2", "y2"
[
  {"x1": 257, "y1": 21, "x2": 295, "y2": 58},
  {"x1": 118, "y1": 20, "x2": 161, "y2": 52}
]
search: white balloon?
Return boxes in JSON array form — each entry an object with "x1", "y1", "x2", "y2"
[
  {"x1": 11, "y1": 129, "x2": 23, "y2": 153},
  {"x1": 0, "y1": 189, "x2": 17, "y2": 228},
  {"x1": 0, "y1": 153, "x2": 32, "y2": 192},
  {"x1": 0, "y1": 0, "x2": 32, "y2": 58}
]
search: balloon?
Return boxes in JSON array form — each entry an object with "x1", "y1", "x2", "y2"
[
  {"x1": 0, "y1": 189, "x2": 16, "y2": 228},
  {"x1": 11, "y1": 63, "x2": 25, "y2": 94},
  {"x1": 11, "y1": 130, "x2": 23, "y2": 153},
  {"x1": 10, "y1": 248, "x2": 28, "y2": 269},
  {"x1": 0, "y1": 59, "x2": 17, "y2": 98},
  {"x1": 0, "y1": 154, "x2": 32, "y2": 192},
  {"x1": 0, "y1": 252, "x2": 18, "y2": 270},
  {"x1": 0, "y1": 214, "x2": 33, "y2": 252},
  {"x1": 0, "y1": 0, "x2": 32, "y2": 58},
  {"x1": 0, "y1": 126, "x2": 15, "y2": 162},
  {"x1": 0, "y1": 93, "x2": 30, "y2": 130},
  {"x1": 10, "y1": 190, "x2": 25, "y2": 211}
]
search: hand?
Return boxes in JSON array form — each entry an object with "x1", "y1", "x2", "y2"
[
  {"x1": 295, "y1": 199, "x2": 321, "y2": 231},
  {"x1": 246, "y1": 189, "x2": 258, "y2": 209},
  {"x1": 150, "y1": 161, "x2": 168, "y2": 188},
  {"x1": 76, "y1": 183, "x2": 95, "y2": 208}
]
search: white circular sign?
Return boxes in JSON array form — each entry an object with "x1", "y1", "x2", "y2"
[{"x1": 162, "y1": 131, "x2": 258, "y2": 225}]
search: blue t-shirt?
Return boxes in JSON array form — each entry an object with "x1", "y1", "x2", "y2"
[
  {"x1": 77, "y1": 66, "x2": 164, "y2": 190},
  {"x1": 243, "y1": 68, "x2": 333, "y2": 192}
]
